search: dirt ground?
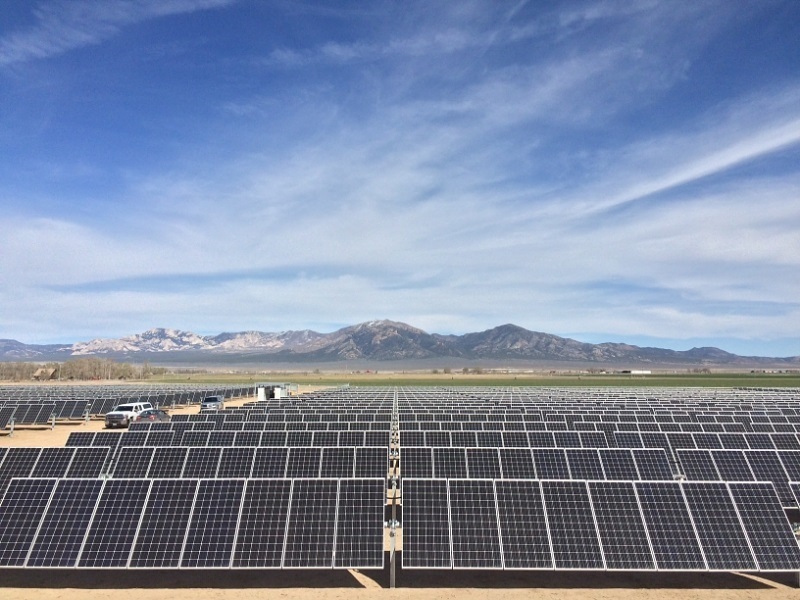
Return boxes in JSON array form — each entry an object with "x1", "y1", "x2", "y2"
[{"x1": 1, "y1": 391, "x2": 799, "y2": 598}]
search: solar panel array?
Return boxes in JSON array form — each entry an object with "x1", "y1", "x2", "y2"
[
  {"x1": 0, "y1": 477, "x2": 384, "y2": 569},
  {"x1": 2, "y1": 385, "x2": 800, "y2": 577},
  {"x1": 0, "y1": 386, "x2": 394, "y2": 571},
  {"x1": 394, "y1": 386, "x2": 800, "y2": 572},
  {"x1": 0, "y1": 384, "x2": 255, "y2": 424}
]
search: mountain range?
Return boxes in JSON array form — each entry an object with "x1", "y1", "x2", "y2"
[{"x1": 1, "y1": 320, "x2": 797, "y2": 367}]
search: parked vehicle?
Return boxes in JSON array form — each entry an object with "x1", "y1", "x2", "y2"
[
  {"x1": 200, "y1": 395, "x2": 225, "y2": 412},
  {"x1": 136, "y1": 408, "x2": 171, "y2": 423},
  {"x1": 104, "y1": 402, "x2": 154, "y2": 428}
]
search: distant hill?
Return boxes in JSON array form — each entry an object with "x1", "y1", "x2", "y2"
[{"x1": 1, "y1": 320, "x2": 797, "y2": 367}]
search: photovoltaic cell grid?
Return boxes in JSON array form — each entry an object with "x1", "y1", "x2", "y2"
[
  {"x1": 401, "y1": 478, "x2": 800, "y2": 571},
  {"x1": 0, "y1": 478, "x2": 385, "y2": 569}
]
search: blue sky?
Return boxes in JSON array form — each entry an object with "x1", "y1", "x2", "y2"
[{"x1": 1, "y1": 0, "x2": 799, "y2": 357}]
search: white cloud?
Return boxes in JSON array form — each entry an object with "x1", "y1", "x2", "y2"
[{"x1": 0, "y1": 0, "x2": 235, "y2": 66}]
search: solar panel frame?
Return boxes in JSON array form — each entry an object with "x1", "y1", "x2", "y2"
[
  {"x1": 494, "y1": 479, "x2": 552, "y2": 569},
  {"x1": 333, "y1": 478, "x2": 385, "y2": 569},
  {"x1": 181, "y1": 479, "x2": 245, "y2": 568},
  {"x1": 129, "y1": 479, "x2": 199, "y2": 568},
  {"x1": 681, "y1": 482, "x2": 757, "y2": 571},
  {"x1": 232, "y1": 478, "x2": 292, "y2": 568},
  {"x1": 728, "y1": 482, "x2": 800, "y2": 571},
  {"x1": 401, "y1": 478, "x2": 452, "y2": 569},
  {"x1": 565, "y1": 449, "x2": 605, "y2": 480},
  {"x1": 26, "y1": 478, "x2": 104, "y2": 568},
  {"x1": 635, "y1": 481, "x2": 706, "y2": 570},
  {"x1": 217, "y1": 446, "x2": 256, "y2": 478},
  {"x1": 531, "y1": 448, "x2": 570, "y2": 479},
  {"x1": 540, "y1": 480, "x2": 604, "y2": 569},
  {"x1": 66, "y1": 446, "x2": 110, "y2": 478},
  {"x1": 0, "y1": 478, "x2": 57, "y2": 566},
  {"x1": 587, "y1": 480, "x2": 655, "y2": 570},
  {"x1": 182, "y1": 447, "x2": 222, "y2": 479},
  {"x1": 77, "y1": 479, "x2": 151, "y2": 568},
  {"x1": 282, "y1": 479, "x2": 338, "y2": 568}
]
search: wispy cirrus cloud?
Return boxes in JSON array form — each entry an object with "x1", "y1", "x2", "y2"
[{"x1": 0, "y1": 0, "x2": 235, "y2": 66}]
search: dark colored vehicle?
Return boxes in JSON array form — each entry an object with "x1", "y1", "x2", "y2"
[{"x1": 136, "y1": 408, "x2": 171, "y2": 423}]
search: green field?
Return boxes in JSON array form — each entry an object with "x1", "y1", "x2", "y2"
[{"x1": 150, "y1": 371, "x2": 800, "y2": 388}]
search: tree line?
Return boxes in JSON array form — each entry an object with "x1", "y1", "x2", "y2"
[{"x1": 0, "y1": 358, "x2": 166, "y2": 382}]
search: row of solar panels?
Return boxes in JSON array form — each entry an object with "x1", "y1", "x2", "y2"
[
  {"x1": 0, "y1": 477, "x2": 385, "y2": 569},
  {"x1": 400, "y1": 430, "x2": 800, "y2": 450},
  {"x1": 0, "y1": 384, "x2": 255, "y2": 401},
  {"x1": 397, "y1": 418, "x2": 800, "y2": 433},
  {"x1": 0, "y1": 445, "x2": 388, "y2": 493},
  {"x1": 399, "y1": 446, "x2": 800, "y2": 507},
  {"x1": 0, "y1": 386, "x2": 256, "y2": 418},
  {"x1": 397, "y1": 409, "x2": 800, "y2": 422},
  {"x1": 399, "y1": 446, "x2": 672, "y2": 479},
  {"x1": 168, "y1": 416, "x2": 393, "y2": 431},
  {"x1": 67, "y1": 429, "x2": 391, "y2": 449},
  {"x1": 402, "y1": 479, "x2": 800, "y2": 571}
]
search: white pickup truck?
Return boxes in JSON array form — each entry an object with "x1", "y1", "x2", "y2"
[{"x1": 104, "y1": 401, "x2": 154, "y2": 428}]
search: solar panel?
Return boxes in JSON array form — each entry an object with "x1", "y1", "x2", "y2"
[
  {"x1": 112, "y1": 446, "x2": 154, "y2": 478},
  {"x1": 402, "y1": 479, "x2": 451, "y2": 568},
  {"x1": 541, "y1": 480, "x2": 604, "y2": 569},
  {"x1": 65, "y1": 432, "x2": 95, "y2": 447},
  {"x1": 426, "y1": 431, "x2": 451, "y2": 446},
  {"x1": 208, "y1": 431, "x2": 236, "y2": 447},
  {"x1": 0, "y1": 478, "x2": 57, "y2": 566},
  {"x1": 598, "y1": 449, "x2": 639, "y2": 479},
  {"x1": 321, "y1": 447, "x2": 355, "y2": 477},
  {"x1": 26, "y1": 479, "x2": 104, "y2": 567},
  {"x1": 778, "y1": 451, "x2": 800, "y2": 481},
  {"x1": 433, "y1": 447, "x2": 467, "y2": 479},
  {"x1": 232, "y1": 479, "x2": 292, "y2": 568},
  {"x1": 498, "y1": 448, "x2": 536, "y2": 479},
  {"x1": 494, "y1": 480, "x2": 552, "y2": 568},
  {"x1": 635, "y1": 482, "x2": 705, "y2": 570},
  {"x1": 579, "y1": 431, "x2": 608, "y2": 448},
  {"x1": 565, "y1": 449, "x2": 605, "y2": 479},
  {"x1": 283, "y1": 479, "x2": 338, "y2": 568},
  {"x1": 252, "y1": 447, "x2": 288, "y2": 478},
  {"x1": 465, "y1": 448, "x2": 501, "y2": 479},
  {"x1": 501, "y1": 431, "x2": 529, "y2": 447},
  {"x1": 30, "y1": 448, "x2": 74, "y2": 478},
  {"x1": 728, "y1": 482, "x2": 800, "y2": 571},
  {"x1": 553, "y1": 431, "x2": 581, "y2": 448},
  {"x1": 449, "y1": 479, "x2": 502, "y2": 569},
  {"x1": 66, "y1": 446, "x2": 110, "y2": 478},
  {"x1": 78, "y1": 479, "x2": 151, "y2": 567},
  {"x1": 235, "y1": 430, "x2": 262, "y2": 446},
  {"x1": 144, "y1": 430, "x2": 175, "y2": 446},
  {"x1": 286, "y1": 447, "x2": 322, "y2": 478},
  {"x1": 532, "y1": 448, "x2": 569, "y2": 479},
  {"x1": 182, "y1": 479, "x2": 245, "y2": 568},
  {"x1": 129, "y1": 479, "x2": 198, "y2": 568},
  {"x1": 181, "y1": 430, "x2": 211, "y2": 447},
  {"x1": 528, "y1": 431, "x2": 555, "y2": 447},
  {"x1": 587, "y1": 481, "x2": 654, "y2": 569},
  {"x1": 681, "y1": 482, "x2": 756, "y2": 571},
  {"x1": 0, "y1": 448, "x2": 41, "y2": 496},
  {"x1": 355, "y1": 446, "x2": 388, "y2": 478},
  {"x1": 743, "y1": 451, "x2": 794, "y2": 506},
  {"x1": 677, "y1": 449, "x2": 720, "y2": 481},
  {"x1": 632, "y1": 449, "x2": 674, "y2": 479},
  {"x1": 217, "y1": 446, "x2": 256, "y2": 478},
  {"x1": 710, "y1": 450, "x2": 754, "y2": 481},
  {"x1": 400, "y1": 447, "x2": 433, "y2": 478},
  {"x1": 182, "y1": 447, "x2": 222, "y2": 478},
  {"x1": 334, "y1": 479, "x2": 385, "y2": 569}
]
